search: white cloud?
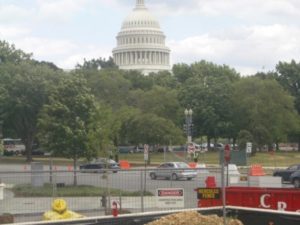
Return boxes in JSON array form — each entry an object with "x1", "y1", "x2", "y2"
[
  {"x1": 16, "y1": 37, "x2": 78, "y2": 57},
  {"x1": 10, "y1": 36, "x2": 111, "y2": 69},
  {"x1": 169, "y1": 24, "x2": 300, "y2": 75},
  {"x1": 0, "y1": 26, "x2": 31, "y2": 39},
  {"x1": 36, "y1": 0, "x2": 90, "y2": 22},
  {"x1": 0, "y1": 4, "x2": 33, "y2": 24},
  {"x1": 1, "y1": 0, "x2": 299, "y2": 74},
  {"x1": 150, "y1": 0, "x2": 300, "y2": 23}
]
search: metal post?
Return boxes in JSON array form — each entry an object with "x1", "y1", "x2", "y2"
[
  {"x1": 49, "y1": 157, "x2": 53, "y2": 184},
  {"x1": 184, "y1": 108, "x2": 193, "y2": 144},
  {"x1": 226, "y1": 164, "x2": 229, "y2": 186},
  {"x1": 140, "y1": 170, "x2": 144, "y2": 212},
  {"x1": 221, "y1": 161, "x2": 227, "y2": 225},
  {"x1": 184, "y1": 109, "x2": 193, "y2": 160},
  {"x1": 144, "y1": 163, "x2": 147, "y2": 209}
]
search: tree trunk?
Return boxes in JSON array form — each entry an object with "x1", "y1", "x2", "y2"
[
  {"x1": 298, "y1": 136, "x2": 300, "y2": 152},
  {"x1": 207, "y1": 136, "x2": 211, "y2": 151},
  {"x1": 25, "y1": 135, "x2": 33, "y2": 162}
]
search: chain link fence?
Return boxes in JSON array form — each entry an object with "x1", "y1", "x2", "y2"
[{"x1": 0, "y1": 164, "x2": 280, "y2": 223}]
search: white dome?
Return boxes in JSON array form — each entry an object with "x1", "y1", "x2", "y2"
[
  {"x1": 122, "y1": 8, "x2": 160, "y2": 30},
  {"x1": 112, "y1": 0, "x2": 171, "y2": 75}
]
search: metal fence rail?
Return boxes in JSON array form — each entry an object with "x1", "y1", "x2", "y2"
[{"x1": 0, "y1": 166, "x2": 281, "y2": 223}]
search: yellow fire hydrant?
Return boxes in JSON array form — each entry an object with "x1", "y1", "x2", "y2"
[{"x1": 43, "y1": 199, "x2": 84, "y2": 221}]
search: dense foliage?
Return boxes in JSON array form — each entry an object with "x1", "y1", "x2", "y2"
[{"x1": 1, "y1": 39, "x2": 300, "y2": 164}]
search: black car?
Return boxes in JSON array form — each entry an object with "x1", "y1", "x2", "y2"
[
  {"x1": 80, "y1": 159, "x2": 120, "y2": 173},
  {"x1": 273, "y1": 164, "x2": 300, "y2": 183},
  {"x1": 290, "y1": 170, "x2": 300, "y2": 188}
]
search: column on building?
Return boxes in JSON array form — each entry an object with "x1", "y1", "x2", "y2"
[
  {"x1": 149, "y1": 51, "x2": 152, "y2": 64},
  {"x1": 147, "y1": 51, "x2": 149, "y2": 64},
  {"x1": 158, "y1": 52, "x2": 161, "y2": 65}
]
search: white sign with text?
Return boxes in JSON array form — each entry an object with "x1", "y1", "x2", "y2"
[{"x1": 156, "y1": 188, "x2": 184, "y2": 208}]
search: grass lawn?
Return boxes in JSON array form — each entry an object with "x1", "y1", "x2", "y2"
[
  {"x1": 1, "y1": 151, "x2": 300, "y2": 167},
  {"x1": 120, "y1": 151, "x2": 300, "y2": 167},
  {"x1": 12, "y1": 183, "x2": 153, "y2": 197}
]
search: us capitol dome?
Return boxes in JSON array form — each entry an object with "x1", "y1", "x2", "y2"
[{"x1": 112, "y1": 0, "x2": 171, "y2": 75}]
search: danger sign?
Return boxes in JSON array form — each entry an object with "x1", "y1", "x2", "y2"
[
  {"x1": 158, "y1": 189, "x2": 183, "y2": 197},
  {"x1": 156, "y1": 188, "x2": 184, "y2": 208}
]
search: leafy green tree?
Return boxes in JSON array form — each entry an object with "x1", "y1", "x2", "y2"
[
  {"x1": 0, "y1": 61, "x2": 61, "y2": 161},
  {"x1": 128, "y1": 86, "x2": 182, "y2": 126},
  {"x1": 0, "y1": 40, "x2": 31, "y2": 63},
  {"x1": 79, "y1": 69, "x2": 131, "y2": 110},
  {"x1": 87, "y1": 104, "x2": 115, "y2": 159},
  {"x1": 126, "y1": 112, "x2": 185, "y2": 146},
  {"x1": 275, "y1": 60, "x2": 300, "y2": 150},
  {"x1": 123, "y1": 70, "x2": 154, "y2": 90},
  {"x1": 113, "y1": 107, "x2": 184, "y2": 146},
  {"x1": 276, "y1": 60, "x2": 300, "y2": 113},
  {"x1": 231, "y1": 77, "x2": 299, "y2": 150},
  {"x1": 115, "y1": 107, "x2": 141, "y2": 145},
  {"x1": 172, "y1": 63, "x2": 192, "y2": 83},
  {"x1": 38, "y1": 75, "x2": 99, "y2": 185},
  {"x1": 76, "y1": 57, "x2": 117, "y2": 70},
  {"x1": 149, "y1": 71, "x2": 178, "y2": 89},
  {"x1": 178, "y1": 61, "x2": 239, "y2": 148}
]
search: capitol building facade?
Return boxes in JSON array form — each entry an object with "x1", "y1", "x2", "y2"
[{"x1": 112, "y1": 0, "x2": 171, "y2": 75}]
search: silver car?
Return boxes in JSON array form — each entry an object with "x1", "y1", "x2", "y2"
[{"x1": 149, "y1": 162, "x2": 197, "y2": 181}]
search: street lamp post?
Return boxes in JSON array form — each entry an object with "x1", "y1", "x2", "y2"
[{"x1": 184, "y1": 108, "x2": 193, "y2": 143}]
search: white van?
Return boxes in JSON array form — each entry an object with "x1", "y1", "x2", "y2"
[{"x1": 2, "y1": 138, "x2": 25, "y2": 155}]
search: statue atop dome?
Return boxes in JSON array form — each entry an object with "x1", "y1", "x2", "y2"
[{"x1": 136, "y1": 0, "x2": 146, "y2": 9}]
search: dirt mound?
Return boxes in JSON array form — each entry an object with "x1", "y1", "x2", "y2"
[{"x1": 145, "y1": 211, "x2": 243, "y2": 225}]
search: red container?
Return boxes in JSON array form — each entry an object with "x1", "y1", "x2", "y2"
[
  {"x1": 226, "y1": 187, "x2": 300, "y2": 212},
  {"x1": 197, "y1": 187, "x2": 300, "y2": 212}
]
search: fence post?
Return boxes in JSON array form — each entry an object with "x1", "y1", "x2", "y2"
[
  {"x1": 140, "y1": 170, "x2": 144, "y2": 212},
  {"x1": 52, "y1": 172, "x2": 57, "y2": 197}
]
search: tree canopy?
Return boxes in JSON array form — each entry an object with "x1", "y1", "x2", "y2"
[{"x1": 1, "y1": 39, "x2": 300, "y2": 159}]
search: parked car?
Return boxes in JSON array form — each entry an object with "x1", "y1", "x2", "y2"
[
  {"x1": 80, "y1": 159, "x2": 120, "y2": 173},
  {"x1": 149, "y1": 162, "x2": 197, "y2": 181},
  {"x1": 117, "y1": 146, "x2": 135, "y2": 154},
  {"x1": 273, "y1": 164, "x2": 300, "y2": 183},
  {"x1": 290, "y1": 171, "x2": 300, "y2": 188}
]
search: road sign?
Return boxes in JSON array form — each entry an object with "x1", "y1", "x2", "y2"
[
  {"x1": 156, "y1": 188, "x2": 184, "y2": 208},
  {"x1": 144, "y1": 144, "x2": 149, "y2": 161},
  {"x1": 246, "y1": 142, "x2": 252, "y2": 153},
  {"x1": 224, "y1": 144, "x2": 231, "y2": 163},
  {"x1": 196, "y1": 188, "x2": 221, "y2": 200}
]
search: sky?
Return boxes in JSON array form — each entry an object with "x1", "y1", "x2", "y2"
[{"x1": 0, "y1": 0, "x2": 300, "y2": 75}]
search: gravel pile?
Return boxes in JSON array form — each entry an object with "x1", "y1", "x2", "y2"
[{"x1": 145, "y1": 211, "x2": 243, "y2": 225}]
